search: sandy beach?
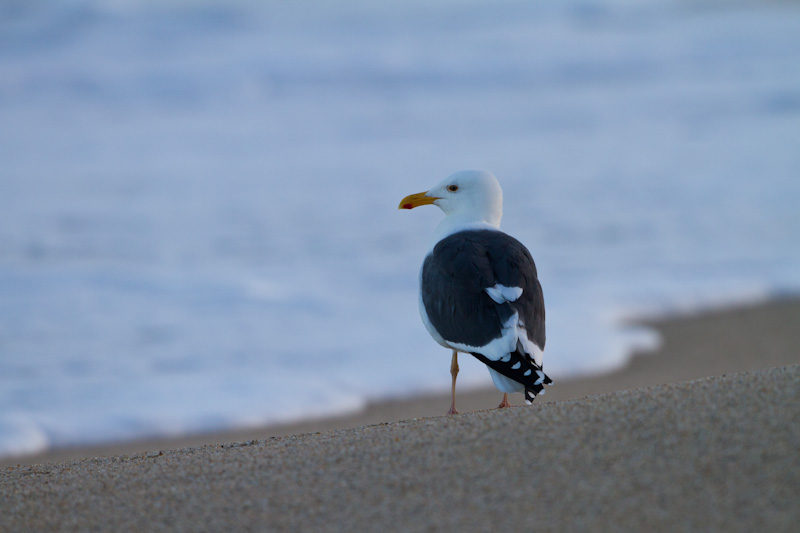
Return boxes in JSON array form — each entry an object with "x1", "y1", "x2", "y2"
[{"x1": 2, "y1": 297, "x2": 799, "y2": 530}]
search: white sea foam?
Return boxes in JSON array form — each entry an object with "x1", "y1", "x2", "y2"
[{"x1": 1, "y1": 0, "x2": 799, "y2": 459}]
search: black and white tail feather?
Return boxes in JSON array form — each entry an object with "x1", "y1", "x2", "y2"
[{"x1": 470, "y1": 342, "x2": 553, "y2": 404}]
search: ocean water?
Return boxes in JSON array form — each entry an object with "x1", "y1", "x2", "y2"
[{"x1": 1, "y1": 0, "x2": 799, "y2": 458}]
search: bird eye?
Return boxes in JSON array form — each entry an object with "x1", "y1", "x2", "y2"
[{"x1": 447, "y1": 185, "x2": 459, "y2": 192}]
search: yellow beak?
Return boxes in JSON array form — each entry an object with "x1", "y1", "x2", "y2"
[{"x1": 398, "y1": 191, "x2": 439, "y2": 210}]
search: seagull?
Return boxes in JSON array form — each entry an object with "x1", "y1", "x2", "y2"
[{"x1": 399, "y1": 170, "x2": 551, "y2": 414}]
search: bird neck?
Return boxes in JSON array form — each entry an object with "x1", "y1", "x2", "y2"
[{"x1": 429, "y1": 213, "x2": 501, "y2": 249}]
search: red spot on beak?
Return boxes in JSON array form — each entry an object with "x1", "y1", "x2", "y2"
[{"x1": 402, "y1": 203, "x2": 413, "y2": 209}]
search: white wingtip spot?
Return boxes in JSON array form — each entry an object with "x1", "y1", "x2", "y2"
[
  {"x1": 511, "y1": 361, "x2": 521, "y2": 370},
  {"x1": 524, "y1": 369, "x2": 532, "y2": 376},
  {"x1": 484, "y1": 284, "x2": 523, "y2": 304},
  {"x1": 525, "y1": 399, "x2": 533, "y2": 405},
  {"x1": 534, "y1": 370, "x2": 545, "y2": 385}
]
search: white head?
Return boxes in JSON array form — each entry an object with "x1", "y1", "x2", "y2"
[{"x1": 399, "y1": 170, "x2": 504, "y2": 228}]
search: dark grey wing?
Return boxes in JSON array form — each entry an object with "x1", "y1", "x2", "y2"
[
  {"x1": 421, "y1": 230, "x2": 549, "y2": 401},
  {"x1": 482, "y1": 230, "x2": 546, "y2": 352},
  {"x1": 421, "y1": 231, "x2": 514, "y2": 348}
]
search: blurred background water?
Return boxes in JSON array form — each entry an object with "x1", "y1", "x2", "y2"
[{"x1": 1, "y1": 0, "x2": 799, "y2": 457}]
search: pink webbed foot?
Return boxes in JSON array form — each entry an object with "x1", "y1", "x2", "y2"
[{"x1": 497, "y1": 393, "x2": 511, "y2": 409}]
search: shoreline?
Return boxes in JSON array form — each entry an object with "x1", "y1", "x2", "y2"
[{"x1": 3, "y1": 296, "x2": 800, "y2": 468}]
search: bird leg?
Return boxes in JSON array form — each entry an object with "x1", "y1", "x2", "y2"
[
  {"x1": 447, "y1": 350, "x2": 459, "y2": 415},
  {"x1": 498, "y1": 393, "x2": 511, "y2": 409}
]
